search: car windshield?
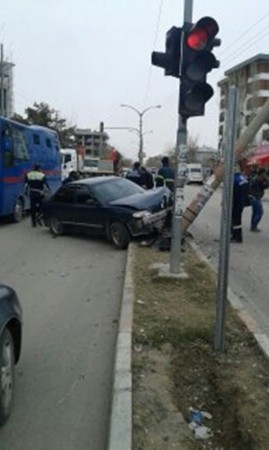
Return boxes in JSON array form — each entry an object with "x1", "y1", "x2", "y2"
[{"x1": 92, "y1": 178, "x2": 144, "y2": 203}]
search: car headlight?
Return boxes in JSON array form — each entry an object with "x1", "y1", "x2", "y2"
[{"x1": 132, "y1": 210, "x2": 151, "y2": 219}]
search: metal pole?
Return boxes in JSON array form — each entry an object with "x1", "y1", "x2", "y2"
[
  {"x1": 169, "y1": 0, "x2": 193, "y2": 273},
  {"x1": 214, "y1": 87, "x2": 238, "y2": 352},
  {"x1": 0, "y1": 44, "x2": 4, "y2": 116},
  {"x1": 139, "y1": 113, "x2": 143, "y2": 165}
]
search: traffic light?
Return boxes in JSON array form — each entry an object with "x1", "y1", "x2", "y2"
[
  {"x1": 179, "y1": 17, "x2": 221, "y2": 118},
  {"x1": 151, "y1": 27, "x2": 182, "y2": 78}
]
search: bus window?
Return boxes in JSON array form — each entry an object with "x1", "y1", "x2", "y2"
[
  {"x1": 33, "y1": 134, "x2": 40, "y2": 145},
  {"x1": 46, "y1": 138, "x2": 52, "y2": 148},
  {"x1": 13, "y1": 127, "x2": 29, "y2": 160}
]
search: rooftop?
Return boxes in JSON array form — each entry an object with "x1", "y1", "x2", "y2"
[{"x1": 225, "y1": 53, "x2": 269, "y2": 76}]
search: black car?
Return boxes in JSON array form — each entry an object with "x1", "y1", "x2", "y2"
[
  {"x1": 0, "y1": 285, "x2": 22, "y2": 425},
  {"x1": 42, "y1": 176, "x2": 172, "y2": 249}
]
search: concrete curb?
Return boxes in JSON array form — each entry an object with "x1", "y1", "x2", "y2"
[
  {"x1": 108, "y1": 244, "x2": 135, "y2": 450},
  {"x1": 189, "y1": 239, "x2": 269, "y2": 357}
]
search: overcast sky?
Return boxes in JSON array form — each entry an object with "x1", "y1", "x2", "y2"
[{"x1": 1, "y1": 0, "x2": 269, "y2": 160}]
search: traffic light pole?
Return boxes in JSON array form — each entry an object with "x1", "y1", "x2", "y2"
[{"x1": 169, "y1": 0, "x2": 193, "y2": 273}]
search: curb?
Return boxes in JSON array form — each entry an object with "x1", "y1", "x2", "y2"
[
  {"x1": 189, "y1": 239, "x2": 269, "y2": 358},
  {"x1": 108, "y1": 244, "x2": 135, "y2": 450}
]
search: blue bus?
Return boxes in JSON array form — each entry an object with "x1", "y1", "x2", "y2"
[{"x1": 0, "y1": 116, "x2": 61, "y2": 222}]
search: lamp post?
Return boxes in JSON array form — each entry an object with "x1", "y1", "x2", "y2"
[{"x1": 120, "y1": 104, "x2": 161, "y2": 165}]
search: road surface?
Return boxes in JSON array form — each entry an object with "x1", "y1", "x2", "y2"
[
  {"x1": 186, "y1": 184, "x2": 269, "y2": 335},
  {"x1": 0, "y1": 217, "x2": 126, "y2": 450}
]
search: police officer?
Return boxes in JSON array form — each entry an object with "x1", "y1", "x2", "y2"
[
  {"x1": 126, "y1": 162, "x2": 144, "y2": 186},
  {"x1": 155, "y1": 156, "x2": 175, "y2": 191},
  {"x1": 25, "y1": 164, "x2": 50, "y2": 227}
]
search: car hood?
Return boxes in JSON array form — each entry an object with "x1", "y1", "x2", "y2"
[{"x1": 109, "y1": 187, "x2": 171, "y2": 211}]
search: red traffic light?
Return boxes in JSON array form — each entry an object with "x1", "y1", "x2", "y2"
[{"x1": 186, "y1": 17, "x2": 219, "y2": 51}]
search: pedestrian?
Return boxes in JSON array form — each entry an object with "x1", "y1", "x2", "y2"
[
  {"x1": 62, "y1": 170, "x2": 80, "y2": 185},
  {"x1": 249, "y1": 167, "x2": 269, "y2": 232},
  {"x1": 126, "y1": 162, "x2": 144, "y2": 186},
  {"x1": 155, "y1": 156, "x2": 175, "y2": 191},
  {"x1": 140, "y1": 167, "x2": 154, "y2": 189},
  {"x1": 25, "y1": 164, "x2": 51, "y2": 227},
  {"x1": 231, "y1": 165, "x2": 249, "y2": 243}
]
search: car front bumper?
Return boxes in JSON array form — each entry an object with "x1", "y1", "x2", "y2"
[{"x1": 127, "y1": 208, "x2": 170, "y2": 237}]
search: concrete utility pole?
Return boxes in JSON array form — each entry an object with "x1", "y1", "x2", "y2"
[
  {"x1": 169, "y1": 0, "x2": 193, "y2": 273},
  {"x1": 181, "y1": 96, "x2": 269, "y2": 232}
]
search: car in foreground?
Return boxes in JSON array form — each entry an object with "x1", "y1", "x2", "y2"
[
  {"x1": 0, "y1": 285, "x2": 22, "y2": 425},
  {"x1": 42, "y1": 176, "x2": 172, "y2": 249}
]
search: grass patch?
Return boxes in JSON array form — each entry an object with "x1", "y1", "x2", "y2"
[{"x1": 132, "y1": 241, "x2": 269, "y2": 449}]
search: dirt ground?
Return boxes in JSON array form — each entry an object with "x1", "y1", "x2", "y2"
[{"x1": 132, "y1": 241, "x2": 269, "y2": 450}]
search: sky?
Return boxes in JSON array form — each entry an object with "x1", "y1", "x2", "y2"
[{"x1": 1, "y1": 0, "x2": 269, "y2": 161}]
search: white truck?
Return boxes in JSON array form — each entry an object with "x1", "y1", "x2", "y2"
[
  {"x1": 60, "y1": 148, "x2": 83, "y2": 181},
  {"x1": 82, "y1": 156, "x2": 114, "y2": 176}
]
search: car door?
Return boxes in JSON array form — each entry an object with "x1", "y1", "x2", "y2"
[
  {"x1": 48, "y1": 184, "x2": 77, "y2": 225},
  {"x1": 72, "y1": 185, "x2": 106, "y2": 234}
]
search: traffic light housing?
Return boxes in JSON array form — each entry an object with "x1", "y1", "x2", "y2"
[
  {"x1": 151, "y1": 27, "x2": 182, "y2": 78},
  {"x1": 179, "y1": 17, "x2": 221, "y2": 118}
]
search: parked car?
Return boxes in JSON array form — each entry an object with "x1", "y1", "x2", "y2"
[
  {"x1": 0, "y1": 285, "x2": 22, "y2": 425},
  {"x1": 42, "y1": 176, "x2": 172, "y2": 249}
]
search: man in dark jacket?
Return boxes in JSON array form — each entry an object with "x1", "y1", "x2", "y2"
[
  {"x1": 155, "y1": 156, "x2": 175, "y2": 191},
  {"x1": 25, "y1": 164, "x2": 50, "y2": 227},
  {"x1": 126, "y1": 162, "x2": 144, "y2": 186},
  {"x1": 231, "y1": 169, "x2": 249, "y2": 243},
  {"x1": 249, "y1": 168, "x2": 268, "y2": 232}
]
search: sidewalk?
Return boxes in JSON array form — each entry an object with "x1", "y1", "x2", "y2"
[{"x1": 108, "y1": 239, "x2": 269, "y2": 449}]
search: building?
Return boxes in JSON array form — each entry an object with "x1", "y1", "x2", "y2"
[
  {"x1": 218, "y1": 54, "x2": 269, "y2": 156},
  {"x1": 75, "y1": 122, "x2": 109, "y2": 158},
  {"x1": 0, "y1": 59, "x2": 15, "y2": 118}
]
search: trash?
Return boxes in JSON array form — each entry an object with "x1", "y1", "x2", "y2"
[
  {"x1": 188, "y1": 407, "x2": 213, "y2": 440},
  {"x1": 137, "y1": 299, "x2": 145, "y2": 304},
  {"x1": 194, "y1": 425, "x2": 213, "y2": 440}
]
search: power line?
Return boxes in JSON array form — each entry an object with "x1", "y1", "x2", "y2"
[{"x1": 143, "y1": 0, "x2": 164, "y2": 106}]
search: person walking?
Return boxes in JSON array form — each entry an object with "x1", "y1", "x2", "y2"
[
  {"x1": 25, "y1": 164, "x2": 51, "y2": 227},
  {"x1": 155, "y1": 156, "x2": 175, "y2": 191},
  {"x1": 231, "y1": 167, "x2": 249, "y2": 243},
  {"x1": 249, "y1": 167, "x2": 268, "y2": 232}
]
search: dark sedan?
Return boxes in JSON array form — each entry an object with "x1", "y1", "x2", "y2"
[
  {"x1": 0, "y1": 285, "x2": 22, "y2": 425},
  {"x1": 42, "y1": 176, "x2": 172, "y2": 249}
]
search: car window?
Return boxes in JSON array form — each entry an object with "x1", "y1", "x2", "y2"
[
  {"x1": 76, "y1": 187, "x2": 95, "y2": 204},
  {"x1": 53, "y1": 185, "x2": 77, "y2": 203},
  {"x1": 91, "y1": 178, "x2": 144, "y2": 203}
]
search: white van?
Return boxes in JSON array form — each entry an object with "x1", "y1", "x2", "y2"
[{"x1": 186, "y1": 163, "x2": 204, "y2": 184}]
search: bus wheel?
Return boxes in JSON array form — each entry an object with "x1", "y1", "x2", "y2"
[
  {"x1": 50, "y1": 217, "x2": 63, "y2": 236},
  {"x1": 13, "y1": 199, "x2": 23, "y2": 223}
]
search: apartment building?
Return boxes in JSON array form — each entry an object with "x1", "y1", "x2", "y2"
[
  {"x1": 218, "y1": 54, "x2": 269, "y2": 155},
  {"x1": 75, "y1": 122, "x2": 109, "y2": 158}
]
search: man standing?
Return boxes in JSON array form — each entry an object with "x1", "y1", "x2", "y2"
[
  {"x1": 231, "y1": 167, "x2": 249, "y2": 243},
  {"x1": 155, "y1": 156, "x2": 175, "y2": 191},
  {"x1": 25, "y1": 164, "x2": 50, "y2": 227},
  {"x1": 126, "y1": 162, "x2": 144, "y2": 186},
  {"x1": 249, "y1": 168, "x2": 268, "y2": 232}
]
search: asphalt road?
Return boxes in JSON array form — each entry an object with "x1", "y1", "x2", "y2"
[
  {"x1": 0, "y1": 217, "x2": 126, "y2": 450},
  {"x1": 186, "y1": 184, "x2": 269, "y2": 335}
]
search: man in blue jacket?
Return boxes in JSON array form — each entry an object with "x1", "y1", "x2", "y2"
[{"x1": 155, "y1": 157, "x2": 175, "y2": 191}]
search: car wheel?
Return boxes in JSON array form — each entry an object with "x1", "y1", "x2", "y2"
[
  {"x1": 13, "y1": 199, "x2": 23, "y2": 223},
  {"x1": 0, "y1": 328, "x2": 15, "y2": 426},
  {"x1": 110, "y1": 222, "x2": 130, "y2": 250},
  {"x1": 50, "y1": 217, "x2": 63, "y2": 236}
]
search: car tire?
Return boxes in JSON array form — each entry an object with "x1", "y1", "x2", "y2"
[
  {"x1": 13, "y1": 199, "x2": 23, "y2": 223},
  {"x1": 0, "y1": 328, "x2": 15, "y2": 426},
  {"x1": 110, "y1": 222, "x2": 130, "y2": 250},
  {"x1": 50, "y1": 217, "x2": 64, "y2": 236}
]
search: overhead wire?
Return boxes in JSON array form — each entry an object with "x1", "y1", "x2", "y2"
[{"x1": 143, "y1": 0, "x2": 164, "y2": 107}]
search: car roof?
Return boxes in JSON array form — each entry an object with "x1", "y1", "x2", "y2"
[{"x1": 71, "y1": 176, "x2": 117, "y2": 186}]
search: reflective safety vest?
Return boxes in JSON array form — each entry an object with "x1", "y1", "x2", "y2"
[
  {"x1": 155, "y1": 166, "x2": 175, "y2": 191},
  {"x1": 25, "y1": 170, "x2": 48, "y2": 195}
]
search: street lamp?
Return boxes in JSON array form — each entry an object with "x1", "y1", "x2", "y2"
[{"x1": 120, "y1": 104, "x2": 161, "y2": 165}]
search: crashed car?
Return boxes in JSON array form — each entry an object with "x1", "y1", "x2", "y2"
[
  {"x1": 42, "y1": 176, "x2": 172, "y2": 249},
  {"x1": 0, "y1": 285, "x2": 22, "y2": 425}
]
